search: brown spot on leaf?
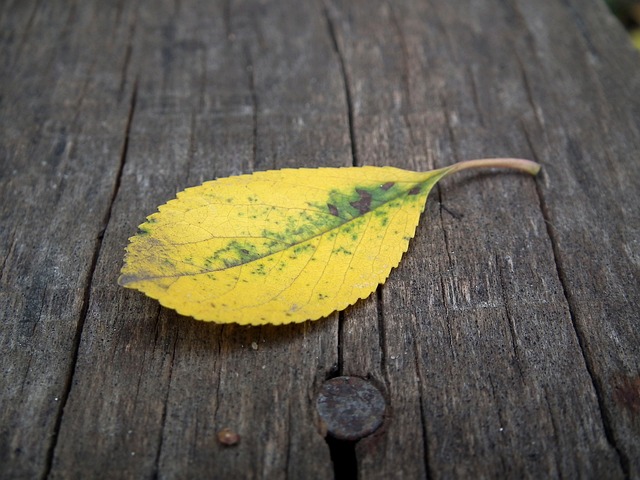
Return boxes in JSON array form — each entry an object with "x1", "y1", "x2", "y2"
[
  {"x1": 350, "y1": 189, "x2": 372, "y2": 214},
  {"x1": 612, "y1": 375, "x2": 640, "y2": 413},
  {"x1": 408, "y1": 186, "x2": 421, "y2": 195},
  {"x1": 381, "y1": 182, "x2": 395, "y2": 191},
  {"x1": 327, "y1": 203, "x2": 340, "y2": 217}
]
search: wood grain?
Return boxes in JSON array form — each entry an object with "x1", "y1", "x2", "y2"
[{"x1": 1, "y1": 0, "x2": 638, "y2": 478}]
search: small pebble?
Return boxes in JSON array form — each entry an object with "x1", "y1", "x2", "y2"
[
  {"x1": 217, "y1": 428, "x2": 240, "y2": 446},
  {"x1": 251, "y1": 341, "x2": 258, "y2": 350}
]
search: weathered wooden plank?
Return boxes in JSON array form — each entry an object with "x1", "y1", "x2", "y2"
[
  {"x1": 1, "y1": 0, "x2": 639, "y2": 478},
  {"x1": 326, "y1": 0, "x2": 637, "y2": 477},
  {"x1": 0, "y1": 1, "x2": 137, "y2": 478},
  {"x1": 49, "y1": 0, "x2": 348, "y2": 478}
]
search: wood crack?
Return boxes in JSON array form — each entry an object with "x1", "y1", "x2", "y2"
[
  {"x1": 212, "y1": 325, "x2": 225, "y2": 427},
  {"x1": 496, "y1": 254, "x2": 526, "y2": 380},
  {"x1": 436, "y1": 254, "x2": 457, "y2": 362},
  {"x1": 118, "y1": 19, "x2": 137, "y2": 102},
  {"x1": 32, "y1": 285, "x2": 48, "y2": 338},
  {"x1": 285, "y1": 400, "x2": 292, "y2": 478},
  {"x1": 411, "y1": 321, "x2": 432, "y2": 479},
  {"x1": 388, "y1": 2, "x2": 418, "y2": 154},
  {"x1": 513, "y1": 48, "x2": 546, "y2": 130},
  {"x1": 114, "y1": 77, "x2": 138, "y2": 220},
  {"x1": 437, "y1": 187, "x2": 454, "y2": 268},
  {"x1": 152, "y1": 322, "x2": 178, "y2": 479},
  {"x1": 530, "y1": 157, "x2": 629, "y2": 477},
  {"x1": 19, "y1": 355, "x2": 34, "y2": 399},
  {"x1": 557, "y1": 0, "x2": 600, "y2": 61},
  {"x1": 322, "y1": 3, "x2": 358, "y2": 167},
  {"x1": 486, "y1": 374, "x2": 509, "y2": 474},
  {"x1": 376, "y1": 289, "x2": 387, "y2": 380},
  {"x1": 336, "y1": 311, "x2": 345, "y2": 374},
  {"x1": 0, "y1": 227, "x2": 17, "y2": 284},
  {"x1": 41, "y1": 80, "x2": 138, "y2": 479}
]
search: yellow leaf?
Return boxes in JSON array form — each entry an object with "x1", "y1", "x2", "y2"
[{"x1": 119, "y1": 158, "x2": 540, "y2": 325}]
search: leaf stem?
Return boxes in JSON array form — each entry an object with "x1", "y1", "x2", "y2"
[{"x1": 445, "y1": 158, "x2": 541, "y2": 176}]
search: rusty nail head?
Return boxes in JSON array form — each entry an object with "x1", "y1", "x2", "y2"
[{"x1": 316, "y1": 376, "x2": 386, "y2": 441}]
